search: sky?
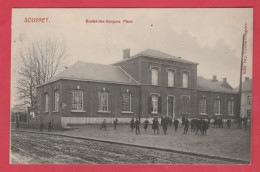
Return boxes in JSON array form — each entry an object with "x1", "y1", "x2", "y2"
[{"x1": 11, "y1": 8, "x2": 253, "y2": 107}]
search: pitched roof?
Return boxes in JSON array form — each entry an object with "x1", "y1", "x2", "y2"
[
  {"x1": 234, "y1": 79, "x2": 252, "y2": 92},
  {"x1": 197, "y1": 76, "x2": 237, "y2": 93},
  {"x1": 115, "y1": 49, "x2": 198, "y2": 65},
  {"x1": 42, "y1": 61, "x2": 139, "y2": 86}
]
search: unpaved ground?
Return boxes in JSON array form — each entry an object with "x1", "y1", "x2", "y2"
[
  {"x1": 11, "y1": 132, "x2": 234, "y2": 164},
  {"x1": 34, "y1": 123, "x2": 250, "y2": 161}
]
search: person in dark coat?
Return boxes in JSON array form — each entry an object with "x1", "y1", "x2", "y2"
[
  {"x1": 152, "y1": 117, "x2": 159, "y2": 134},
  {"x1": 143, "y1": 118, "x2": 149, "y2": 132},
  {"x1": 15, "y1": 120, "x2": 19, "y2": 130},
  {"x1": 135, "y1": 118, "x2": 140, "y2": 134},
  {"x1": 173, "y1": 118, "x2": 179, "y2": 132},
  {"x1": 162, "y1": 116, "x2": 168, "y2": 134},
  {"x1": 130, "y1": 118, "x2": 135, "y2": 132},
  {"x1": 238, "y1": 117, "x2": 242, "y2": 129},
  {"x1": 227, "y1": 119, "x2": 231, "y2": 129},
  {"x1": 48, "y1": 122, "x2": 52, "y2": 132},
  {"x1": 100, "y1": 119, "x2": 106, "y2": 130},
  {"x1": 40, "y1": 123, "x2": 44, "y2": 132},
  {"x1": 183, "y1": 119, "x2": 190, "y2": 134},
  {"x1": 182, "y1": 116, "x2": 185, "y2": 127},
  {"x1": 113, "y1": 118, "x2": 118, "y2": 130},
  {"x1": 243, "y1": 117, "x2": 248, "y2": 129},
  {"x1": 201, "y1": 120, "x2": 209, "y2": 136}
]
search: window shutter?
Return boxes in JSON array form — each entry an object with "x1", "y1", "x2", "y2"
[
  {"x1": 158, "y1": 96, "x2": 162, "y2": 114},
  {"x1": 148, "y1": 96, "x2": 152, "y2": 114}
]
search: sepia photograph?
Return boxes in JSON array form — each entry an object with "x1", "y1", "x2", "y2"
[{"x1": 10, "y1": 8, "x2": 252, "y2": 164}]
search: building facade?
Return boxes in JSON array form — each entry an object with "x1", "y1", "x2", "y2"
[{"x1": 35, "y1": 49, "x2": 240, "y2": 129}]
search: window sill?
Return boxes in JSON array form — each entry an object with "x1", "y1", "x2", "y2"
[
  {"x1": 151, "y1": 112, "x2": 159, "y2": 115},
  {"x1": 52, "y1": 111, "x2": 59, "y2": 113},
  {"x1": 97, "y1": 111, "x2": 111, "y2": 114},
  {"x1": 168, "y1": 86, "x2": 174, "y2": 88},
  {"x1": 214, "y1": 113, "x2": 223, "y2": 116},
  {"x1": 71, "y1": 110, "x2": 86, "y2": 113},
  {"x1": 199, "y1": 113, "x2": 208, "y2": 116},
  {"x1": 44, "y1": 111, "x2": 49, "y2": 113},
  {"x1": 228, "y1": 114, "x2": 235, "y2": 116},
  {"x1": 121, "y1": 111, "x2": 133, "y2": 114}
]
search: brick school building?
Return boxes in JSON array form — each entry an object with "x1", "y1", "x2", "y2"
[{"x1": 34, "y1": 49, "x2": 239, "y2": 129}]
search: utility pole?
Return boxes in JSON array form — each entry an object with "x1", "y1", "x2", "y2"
[{"x1": 238, "y1": 34, "x2": 245, "y2": 118}]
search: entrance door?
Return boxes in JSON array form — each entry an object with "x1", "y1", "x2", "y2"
[{"x1": 167, "y1": 96, "x2": 175, "y2": 118}]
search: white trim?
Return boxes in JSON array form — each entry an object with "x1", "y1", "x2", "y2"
[
  {"x1": 150, "y1": 65, "x2": 161, "y2": 71},
  {"x1": 71, "y1": 110, "x2": 86, "y2": 113},
  {"x1": 121, "y1": 111, "x2": 133, "y2": 114},
  {"x1": 37, "y1": 77, "x2": 139, "y2": 88},
  {"x1": 97, "y1": 111, "x2": 111, "y2": 113},
  {"x1": 181, "y1": 95, "x2": 191, "y2": 100}
]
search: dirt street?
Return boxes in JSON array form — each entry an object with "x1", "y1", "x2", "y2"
[{"x1": 11, "y1": 131, "x2": 234, "y2": 164}]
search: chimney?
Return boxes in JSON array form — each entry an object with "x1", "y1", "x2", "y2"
[
  {"x1": 223, "y1": 78, "x2": 227, "y2": 83},
  {"x1": 245, "y1": 77, "x2": 249, "y2": 81},
  {"x1": 212, "y1": 75, "x2": 218, "y2": 82},
  {"x1": 123, "y1": 49, "x2": 130, "y2": 60}
]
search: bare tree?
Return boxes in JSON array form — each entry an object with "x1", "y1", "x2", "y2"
[{"x1": 15, "y1": 37, "x2": 67, "y2": 109}]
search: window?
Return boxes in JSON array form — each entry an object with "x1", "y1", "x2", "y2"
[
  {"x1": 151, "y1": 68, "x2": 158, "y2": 86},
  {"x1": 182, "y1": 95, "x2": 190, "y2": 114},
  {"x1": 168, "y1": 70, "x2": 174, "y2": 87},
  {"x1": 182, "y1": 72, "x2": 188, "y2": 88},
  {"x1": 44, "y1": 93, "x2": 49, "y2": 112},
  {"x1": 214, "y1": 99, "x2": 221, "y2": 114},
  {"x1": 199, "y1": 99, "x2": 206, "y2": 114},
  {"x1": 72, "y1": 90, "x2": 83, "y2": 111},
  {"x1": 122, "y1": 92, "x2": 131, "y2": 112},
  {"x1": 54, "y1": 90, "x2": 59, "y2": 111},
  {"x1": 228, "y1": 101, "x2": 234, "y2": 115},
  {"x1": 152, "y1": 96, "x2": 158, "y2": 113},
  {"x1": 98, "y1": 92, "x2": 108, "y2": 112},
  {"x1": 247, "y1": 96, "x2": 251, "y2": 105}
]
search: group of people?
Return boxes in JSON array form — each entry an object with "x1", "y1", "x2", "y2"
[
  {"x1": 127, "y1": 116, "x2": 210, "y2": 135},
  {"x1": 39, "y1": 122, "x2": 52, "y2": 132},
  {"x1": 237, "y1": 116, "x2": 249, "y2": 129}
]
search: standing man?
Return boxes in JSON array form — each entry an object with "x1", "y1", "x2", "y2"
[
  {"x1": 113, "y1": 118, "x2": 118, "y2": 130},
  {"x1": 238, "y1": 117, "x2": 242, "y2": 129},
  {"x1": 183, "y1": 119, "x2": 190, "y2": 134},
  {"x1": 243, "y1": 117, "x2": 248, "y2": 129},
  {"x1": 130, "y1": 118, "x2": 135, "y2": 132},
  {"x1": 162, "y1": 116, "x2": 168, "y2": 134},
  {"x1": 182, "y1": 116, "x2": 186, "y2": 127},
  {"x1": 135, "y1": 118, "x2": 140, "y2": 135},
  {"x1": 227, "y1": 119, "x2": 231, "y2": 129},
  {"x1": 48, "y1": 122, "x2": 52, "y2": 132},
  {"x1": 100, "y1": 119, "x2": 107, "y2": 130},
  {"x1": 173, "y1": 118, "x2": 179, "y2": 132},
  {"x1": 15, "y1": 120, "x2": 19, "y2": 130},
  {"x1": 152, "y1": 117, "x2": 159, "y2": 134},
  {"x1": 143, "y1": 118, "x2": 149, "y2": 132},
  {"x1": 39, "y1": 122, "x2": 44, "y2": 132}
]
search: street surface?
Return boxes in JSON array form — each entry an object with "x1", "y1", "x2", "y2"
[{"x1": 11, "y1": 131, "x2": 234, "y2": 164}]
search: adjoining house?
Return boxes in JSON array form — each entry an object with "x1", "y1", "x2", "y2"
[
  {"x1": 234, "y1": 77, "x2": 252, "y2": 119},
  {"x1": 33, "y1": 49, "x2": 242, "y2": 129}
]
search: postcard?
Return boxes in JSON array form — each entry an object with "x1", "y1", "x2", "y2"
[{"x1": 10, "y1": 8, "x2": 252, "y2": 164}]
